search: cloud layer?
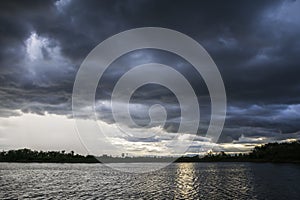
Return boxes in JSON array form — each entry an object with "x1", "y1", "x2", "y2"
[{"x1": 1, "y1": 0, "x2": 300, "y2": 153}]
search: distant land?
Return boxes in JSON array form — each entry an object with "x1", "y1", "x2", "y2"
[{"x1": 0, "y1": 141, "x2": 299, "y2": 163}]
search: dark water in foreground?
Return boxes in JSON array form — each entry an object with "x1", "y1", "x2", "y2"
[{"x1": 0, "y1": 162, "x2": 299, "y2": 200}]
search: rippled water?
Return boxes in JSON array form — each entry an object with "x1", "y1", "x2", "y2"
[{"x1": 0, "y1": 162, "x2": 299, "y2": 199}]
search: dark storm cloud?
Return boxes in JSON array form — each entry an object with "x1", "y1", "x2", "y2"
[{"x1": 0, "y1": 0, "x2": 300, "y2": 144}]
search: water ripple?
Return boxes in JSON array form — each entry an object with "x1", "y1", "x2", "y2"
[{"x1": 0, "y1": 162, "x2": 299, "y2": 199}]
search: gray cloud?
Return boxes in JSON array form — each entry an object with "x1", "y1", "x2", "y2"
[{"x1": 0, "y1": 0, "x2": 300, "y2": 146}]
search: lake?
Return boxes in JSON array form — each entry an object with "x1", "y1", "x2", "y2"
[{"x1": 0, "y1": 162, "x2": 299, "y2": 199}]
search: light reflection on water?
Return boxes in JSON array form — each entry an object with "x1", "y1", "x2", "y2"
[
  {"x1": 0, "y1": 162, "x2": 299, "y2": 199},
  {"x1": 174, "y1": 163, "x2": 197, "y2": 199},
  {"x1": 173, "y1": 163, "x2": 256, "y2": 199}
]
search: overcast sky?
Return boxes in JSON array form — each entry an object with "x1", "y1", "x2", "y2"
[{"x1": 0, "y1": 0, "x2": 300, "y2": 155}]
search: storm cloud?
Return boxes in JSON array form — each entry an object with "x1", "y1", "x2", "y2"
[{"x1": 1, "y1": 0, "x2": 300, "y2": 149}]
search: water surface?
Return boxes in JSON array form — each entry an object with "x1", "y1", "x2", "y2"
[{"x1": 0, "y1": 162, "x2": 299, "y2": 199}]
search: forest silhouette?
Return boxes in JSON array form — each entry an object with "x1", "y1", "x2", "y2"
[{"x1": 1, "y1": 141, "x2": 299, "y2": 163}]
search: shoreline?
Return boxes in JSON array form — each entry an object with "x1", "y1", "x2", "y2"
[
  {"x1": 1, "y1": 160, "x2": 299, "y2": 164},
  {"x1": 1, "y1": 141, "x2": 299, "y2": 164}
]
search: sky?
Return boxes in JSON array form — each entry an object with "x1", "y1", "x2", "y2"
[{"x1": 0, "y1": 0, "x2": 300, "y2": 156}]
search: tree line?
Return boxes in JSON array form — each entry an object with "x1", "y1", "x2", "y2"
[
  {"x1": 0, "y1": 149, "x2": 99, "y2": 163},
  {"x1": 176, "y1": 140, "x2": 300, "y2": 163},
  {"x1": 0, "y1": 141, "x2": 299, "y2": 163}
]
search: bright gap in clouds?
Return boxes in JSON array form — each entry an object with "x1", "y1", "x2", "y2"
[
  {"x1": 26, "y1": 33, "x2": 47, "y2": 61},
  {"x1": 25, "y1": 32, "x2": 72, "y2": 68},
  {"x1": 0, "y1": 113, "x2": 87, "y2": 154},
  {"x1": 0, "y1": 112, "x2": 258, "y2": 156},
  {"x1": 23, "y1": 32, "x2": 74, "y2": 85}
]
